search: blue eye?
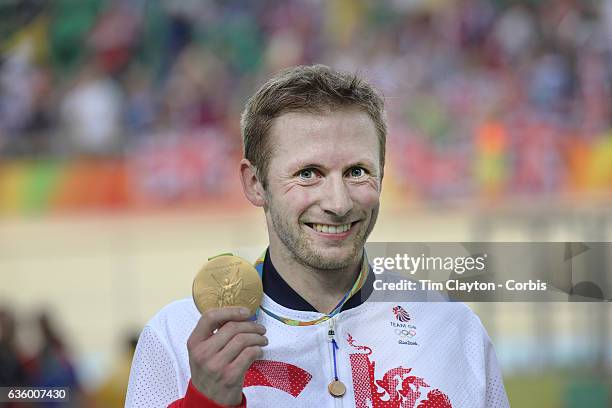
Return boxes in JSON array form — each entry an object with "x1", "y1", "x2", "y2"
[
  {"x1": 349, "y1": 167, "x2": 366, "y2": 178},
  {"x1": 298, "y1": 169, "x2": 315, "y2": 180}
]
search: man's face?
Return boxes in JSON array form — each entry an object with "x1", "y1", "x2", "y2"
[{"x1": 262, "y1": 109, "x2": 382, "y2": 270}]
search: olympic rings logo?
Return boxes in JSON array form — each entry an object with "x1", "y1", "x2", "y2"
[{"x1": 395, "y1": 329, "x2": 416, "y2": 337}]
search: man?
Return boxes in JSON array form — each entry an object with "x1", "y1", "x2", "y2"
[{"x1": 126, "y1": 65, "x2": 510, "y2": 408}]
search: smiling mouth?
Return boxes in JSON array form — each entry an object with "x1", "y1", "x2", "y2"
[{"x1": 305, "y1": 222, "x2": 357, "y2": 234}]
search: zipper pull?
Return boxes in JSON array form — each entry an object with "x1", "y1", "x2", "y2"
[
  {"x1": 327, "y1": 318, "x2": 336, "y2": 342},
  {"x1": 327, "y1": 317, "x2": 345, "y2": 397}
]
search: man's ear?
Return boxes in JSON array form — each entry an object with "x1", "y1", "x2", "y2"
[{"x1": 240, "y1": 159, "x2": 266, "y2": 207}]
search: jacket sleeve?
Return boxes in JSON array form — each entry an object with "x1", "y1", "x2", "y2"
[
  {"x1": 126, "y1": 325, "x2": 248, "y2": 408},
  {"x1": 126, "y1": 325, "x2": 183, "y2": 407},
  {"x1": 167, "y1": 381, "x2": 247, "y2": 408},
  {"x1": 483, "y1": 334, "x2": 510, "y2": 408},
  {"x1": 462, "y1": 306, "x2": 511, "y2": 408}
]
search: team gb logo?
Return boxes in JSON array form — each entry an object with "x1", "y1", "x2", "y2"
[{"x1": 393, "y1": 306, "x2": 411, "y2": 323}]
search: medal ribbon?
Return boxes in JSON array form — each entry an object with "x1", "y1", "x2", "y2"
[{"x1": 253, "y1": 251, "x2": 369, "y2": 326}]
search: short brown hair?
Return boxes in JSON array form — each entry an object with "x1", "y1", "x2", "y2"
[{"x1": 240, "y1": 64, "x2": 386, "y2": 187}]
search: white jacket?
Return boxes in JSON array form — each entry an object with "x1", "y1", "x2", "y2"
[{"x1": 126, "y1": 293, "x2": 510, "y2": 407}]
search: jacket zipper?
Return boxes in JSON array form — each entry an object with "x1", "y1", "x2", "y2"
[{"x1": 327, "y1": 317, "x2": 343, "y2": 407}]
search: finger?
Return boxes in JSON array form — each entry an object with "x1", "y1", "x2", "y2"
[
  {"x1": 226, "y1": 345, "x2": 264, "y2": 378},
  {"x1": 188, "y1": 307, "x2": 250, "y2": 346},
  {"x1": 204, "y1": 321, "x2": 266, "y2": 355},
  {"x1": 212, "y1": 333, "x2": 268, "y2": 367}
]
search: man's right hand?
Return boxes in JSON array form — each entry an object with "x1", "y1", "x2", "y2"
[{"x1": 187, "y1": 307, "x2": 268, "y2": 406}]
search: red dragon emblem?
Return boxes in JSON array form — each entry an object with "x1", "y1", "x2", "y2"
[{"x1": 347, "y1": 334, "x2": 452, "y2": 408}]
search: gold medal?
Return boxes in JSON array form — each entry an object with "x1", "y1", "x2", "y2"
[
  {"x1": 328, "y1": 380, "x2": 346, "y2": 397},
  {"x1": 193, "y1": 254, "x2": 263, "y2": 316}
]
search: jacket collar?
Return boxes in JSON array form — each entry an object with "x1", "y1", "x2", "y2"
[{"x1": 262, "y1": 249, "x2": 375, "y2": 312}]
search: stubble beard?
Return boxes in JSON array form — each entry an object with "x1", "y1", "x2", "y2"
[{"x1": 268, "y1": 201, "x2": 380, "y2": 271}]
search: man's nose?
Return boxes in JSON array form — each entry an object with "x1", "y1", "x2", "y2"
[{"x1": 320, "y1": 175, "x2": 354, "y2": 217}]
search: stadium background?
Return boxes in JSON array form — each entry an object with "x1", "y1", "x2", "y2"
[{"x1": 1, "y1": 0, "x2": 611, "y2": 406}]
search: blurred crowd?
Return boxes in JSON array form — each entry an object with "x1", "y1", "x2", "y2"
[
  {"x1": 1, "y1": 0, "x2": 611, "y2": 201},
  {"x1": 0, "y1": 306, "x2": 136, "y2": 407},
  {"x1": 0, "y1": 307, "x2": 80, "y2": 407}
]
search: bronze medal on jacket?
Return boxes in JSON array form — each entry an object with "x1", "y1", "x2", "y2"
[{"x1": 192, "y1": 255, "x2": 263, "y2": 316}]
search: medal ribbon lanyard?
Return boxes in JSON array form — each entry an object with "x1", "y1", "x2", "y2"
[
  {"x1": 254, "y1": 250, "x2": 363, "y2": 398},
  {"x1": 253, "y1": 252, "x2": 369, "y2": 326}
]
